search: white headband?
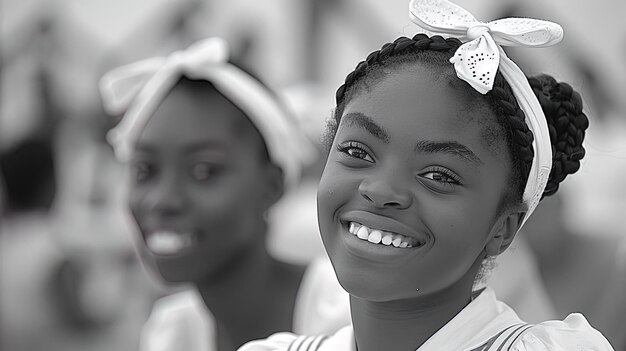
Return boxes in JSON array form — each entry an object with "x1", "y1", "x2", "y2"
[
  {"x1": 409, "y1": 0, "x2": 563, "y2": 227},
  {"x1": 100, "y1": 37, "x2": 316, "y2": 188}
]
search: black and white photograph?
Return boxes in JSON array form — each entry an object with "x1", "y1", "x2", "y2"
[{"x1": 1, "y1": 0, "x2": 625, "y2": 350}]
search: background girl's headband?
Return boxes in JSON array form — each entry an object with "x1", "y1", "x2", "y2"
[
  {"x1": 100, "y1": 37, "x2": 317, "y2": 188},
  {"x1": 409, "y1": 0, "x2": 563, "y2": 228}
]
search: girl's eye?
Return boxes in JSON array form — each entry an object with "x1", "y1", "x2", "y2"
[
  {"x1": 337, "y1": 141, "x2": 374, "y2": 163},
  {"x1": 418, "y1": 167, "x2": 462, "y2": 192},
  {"x1": 190, "y1": 162, "x2": 221, "y2": 181},
  {"x1": 132, "y1": 161, "x2": 155, "y2": 183},
  {"x1": 421, "y1": 171, "x2": 458, "y2": 184}
]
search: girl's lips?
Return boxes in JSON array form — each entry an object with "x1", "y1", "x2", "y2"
[
  {"x1": 340, "y1": 210, "x2": 431, "y2": 245},
  {"x1": 338, "y1": 222, "x2": 431, "y2": 263},
  {"x1": 347, "y1": 221, "x2": 423, "y2": 248}
]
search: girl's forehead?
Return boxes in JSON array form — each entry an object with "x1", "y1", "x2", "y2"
[
  {"x1": 344, "y1": 64, "x2": 491, "y2": 134},
  {"x1": 137, "y1": 86, "x2": 253, "y2": 148}
]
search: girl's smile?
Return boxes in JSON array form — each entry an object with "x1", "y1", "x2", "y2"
[
  {"x1": 143, "y1": 227, "x2": 200, "y2": 256},
  {"x1": 338, "y1": 210, "x2": 432, "y2": 262}
]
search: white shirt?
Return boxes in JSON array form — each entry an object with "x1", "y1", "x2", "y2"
[
  {"x1": 239, "y1": 288, "x2": 614, "y2": 351},
  {"x1": 140, "y1": 256, "x2": 351, "y2": 351}
]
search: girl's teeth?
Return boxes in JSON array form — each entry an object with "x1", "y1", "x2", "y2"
[
  {"x1": 392, "y1": 235, "x2": 403, "y2": 247},
  {"x1": 357, "y1": 226, "x2": 370, "y2": 239},
  {"x1": 348, "y1": 222, "x2": 421, "y2": 249},
  {"x1": 367, "y1": 230, "x2": 382, "y2": 244},
  {"x1": 349, "y1": 222, "x2": 358, "y2": 234},
  {"x1": 381, "y1": 233, "x2": 393, "y2": 245},
  {"x1": 146, "y1": 231, "x2": 195, "y2": 255}
]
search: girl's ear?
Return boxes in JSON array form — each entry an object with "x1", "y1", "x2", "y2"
[
  {"x1": 485, "y1": 211, "x2": 525, "y2": 256},
  {"x1": 261, "y1": 163, "x2": 285, "y2": 210}
]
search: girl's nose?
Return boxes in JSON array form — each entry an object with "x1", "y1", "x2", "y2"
[
  {"x1": 358, "y1": 173, "x2": 412, "y2": 210},
  {"x1": 145, "y1": 171, "x2": 187, "y2": 216}
]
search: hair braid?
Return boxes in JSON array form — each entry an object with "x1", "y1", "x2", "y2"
[
  {"x1": 335, "y1": 34, "x2": 461, "y2": 110},
  {"x1": 529, "y1": 75, "x2": 588, "y2": 197},
  {"x1": 488, "y1": 76, "x2": 535, "y2": 193}
]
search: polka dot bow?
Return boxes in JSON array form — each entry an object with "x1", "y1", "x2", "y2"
[
  {"x1": 409, "y1": 0, "x2": 563, "y2": 94},
  {"x1": 409, "y1": 0, "x2": 564, "y2": 228}
]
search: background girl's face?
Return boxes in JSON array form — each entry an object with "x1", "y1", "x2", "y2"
[
  {"x1": 129, "y1": 83, "x2": 280, "y2": 283},
  {"x1": 317, "y1": 62, "x2": 514, "y2": 301}
]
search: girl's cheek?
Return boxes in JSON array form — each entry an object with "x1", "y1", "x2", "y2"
[
  {"x1": 320, "y1": 175, "x2": 355, "y2": 212},
  {"x1": 317, "y1": 175, "x2": 339, "y2": 212}
]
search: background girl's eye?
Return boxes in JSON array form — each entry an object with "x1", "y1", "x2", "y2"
[
  {"x1": 132, "y1": 162, "x2": 154, "y2": 182},
  {"x1": 190, "y1": 162, "x2": 220, "y2": 181}
]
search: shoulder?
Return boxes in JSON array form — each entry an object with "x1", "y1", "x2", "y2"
[
  {"x1": 140, "y1": 289, "x2": 215, "y2": 351},
  {"x1": 510, "y1": 314, "x2": 614, "y2": 351},
  {"x1": 239, "y1": 326, "x2": 352, "y2": 351},
  {"x1": 238, "y1": 332, "x2": 320, "y2": 351}
]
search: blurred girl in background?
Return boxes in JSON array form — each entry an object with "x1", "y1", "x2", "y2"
[{"x1": 100, "y1": 37, "x2": 344, "y2": 351}]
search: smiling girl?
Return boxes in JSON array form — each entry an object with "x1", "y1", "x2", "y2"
[
  {"x1": 240, "y1": 0, "x2": 614, "y2": 350},
  {"x1": 99, "y1": 38, "x2": 349, "y2": 351}
]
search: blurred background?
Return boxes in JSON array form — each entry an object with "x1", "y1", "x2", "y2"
[{"x1": 1, "y1": 0, "x2": 625, "y2": 350}]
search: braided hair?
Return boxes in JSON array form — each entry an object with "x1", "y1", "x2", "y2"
[{"x1": 328, "y1": 33, "x2": 588, "y2": 204}]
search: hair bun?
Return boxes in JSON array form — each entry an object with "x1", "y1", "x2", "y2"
[{"x1": 529, "y1": 74, "x2": 589, "y2": 197}]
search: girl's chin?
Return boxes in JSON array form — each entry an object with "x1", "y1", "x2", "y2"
[
  {"x1": 337, "y1": 276, "x2": 420, "y2": 302},
  {"x1": 150, "y1": 251, "x2": 217, "y2": 284},
  {"x1": 330, "y1": 256, "x2": 419, "y2": 302},
  {"x1": 154, "y1": 260, "x2": 201, "y2": 283}
]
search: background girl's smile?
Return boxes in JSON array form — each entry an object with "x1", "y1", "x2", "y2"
[{"x1": 144, "y1": 228, "x2": 199, "y2": 256}]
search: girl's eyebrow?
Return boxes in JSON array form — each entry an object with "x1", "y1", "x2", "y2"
[
  {"x1": 342, "y1": 112, "x2": 390, "y2": 143},
  {"x1": 183, "y1": 140, "x2": 228, "y2": 153},
  {"x1": 414, "y1": 140, "x2": 483, "y2": 165}
]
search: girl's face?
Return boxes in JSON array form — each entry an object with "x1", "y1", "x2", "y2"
[
  {"x1": 317, "y1": 63, "x2": 516, "y2": 301},
  {"x1": 129, "y1": 84, "x2": 281, "y2": 283}
]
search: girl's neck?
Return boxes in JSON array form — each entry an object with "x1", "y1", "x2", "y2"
[
  {"x1": 351, "y1": 266, "x2": 479, "y2": 351},
  {"x1": 196, "y1": 241, "x2": 305, "y2": 350}
]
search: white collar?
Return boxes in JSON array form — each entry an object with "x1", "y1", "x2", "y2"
[{"x1": 320, "y1": 288, "x2": 524, "y2": 351}]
